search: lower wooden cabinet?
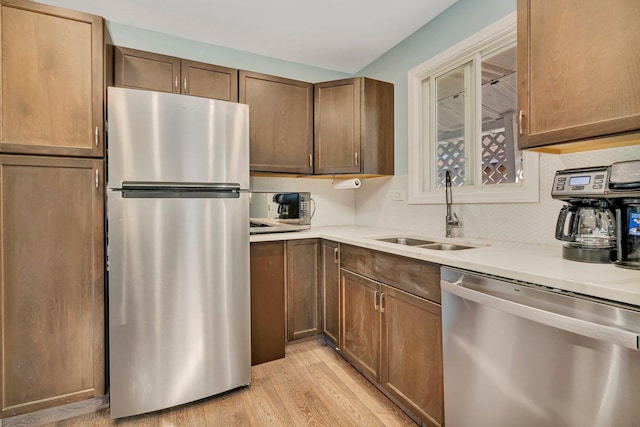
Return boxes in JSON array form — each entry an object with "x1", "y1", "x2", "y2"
[
  {"x1": 321, "y1": 240, "x2": 340, "y2": 347},
  {"x1": 250, "y1": 241, "x2": 285, "y2": 365},
  {"x1": 340, "y1": 270, "x2": 380, "y2": 381},
  {"x1": 381, "y1": 285, "x2": 443, "y2": 427},
  {"x1": 340, "y1": 244, "x2": 444, "y2": 427},
  {"x1": 0, "y1": 155, "x2": 104, "y2": 417},
  {"x1": 286, "y1": 239, "x2": 320, "y2": 341}
]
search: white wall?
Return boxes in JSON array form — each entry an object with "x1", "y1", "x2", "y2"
[
  {"x1": 250, "y1": 177, "x2": 356, "y2": 227},
  {"x1": 355, "y1": 145, "x2": 640, "y2": 245}
]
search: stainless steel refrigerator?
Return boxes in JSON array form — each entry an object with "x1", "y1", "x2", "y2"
[{"x1": 106, "y1": 87, "x2": 251, "y2": 418}]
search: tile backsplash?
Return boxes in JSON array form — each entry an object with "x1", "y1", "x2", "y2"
[{"x1": 252, "y1": 145, "x2": 640, "y2": 246}]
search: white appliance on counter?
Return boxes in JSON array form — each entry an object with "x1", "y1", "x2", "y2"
[{"x1": 106, "y1": 87, "x2": 251, "y2": 418}]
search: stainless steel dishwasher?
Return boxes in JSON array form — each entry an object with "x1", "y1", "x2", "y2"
[{"x1": 441, "y1": 267, "x2": 640, "y2": 427}]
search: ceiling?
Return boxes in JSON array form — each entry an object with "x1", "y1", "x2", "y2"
[{"x1": 37, "y1": 0, "x2": 457, "y2": 74}]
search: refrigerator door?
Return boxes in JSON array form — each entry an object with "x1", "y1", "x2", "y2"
[
  {"x1": 107, "y1": 87, "x2": 249, "y2": 190},
  {"x1": 107, "y1": 191, "x2": 251, "y2": 418}
]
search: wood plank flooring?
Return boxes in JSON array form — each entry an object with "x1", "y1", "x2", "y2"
[{"x1": 46, "y1": 338, "x2": 416, "y2": 426}]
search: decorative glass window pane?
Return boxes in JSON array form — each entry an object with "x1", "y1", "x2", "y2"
[{"x1": 435, "y1": 61, "x2": 473, "y2": 188}]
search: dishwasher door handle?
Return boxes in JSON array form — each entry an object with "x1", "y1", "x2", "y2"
[{"x1": 441, "y1": 279, "x2": 640, "y2": 351}]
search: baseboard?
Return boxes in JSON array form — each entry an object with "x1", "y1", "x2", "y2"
[{"x1": 1, "y1": 395, "x2": 109, "y2": 426}]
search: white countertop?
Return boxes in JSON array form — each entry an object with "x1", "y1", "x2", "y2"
[{"x1": 251, "y1": 225, "x2": 640, "y2": 307}]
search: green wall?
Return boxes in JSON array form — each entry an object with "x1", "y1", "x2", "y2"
[
  {"x1": 358, "y1": 0, "x2": 516, "y2": 174},
  {"x1": 107, "y1": 22, "x2": 350, "y2": 83}
]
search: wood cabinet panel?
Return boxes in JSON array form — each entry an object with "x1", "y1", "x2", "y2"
[
  {"x1": 182, "y1": 59, "x2": 238, "y2": 102},
  {"x1": 314, "y1": 77, "x2": 394, "y2": 175},
  {"x1": 517, "y1": 0, "x2": 640, "y2": 150},
  {"x1": 114, "y1": 47, "x2": 180, "y2": 93},
  {"x1": 240, "y1": 71, "x2": 313, "y2": 174},
  {"x1": 314, "y1": 79, "x2": 361, "y2": 174},
  {"x1": 321, "y1": 240, "x2": 340, "y2": 347},
  {"x1": 340, "y1": 270, "x2": 380, "y2": 382},
  {"x1": 0, "y1": 0, "x2": 104, "y2": 157},
  {"x1": 340, "y1": 244, "x2": 441, "y2": 303},
  {"x1": 0, "y1": 155, "x2": 104, "y2": 417},
  {"x1": 250, "y1": 241, "x2": 286, "y2": 365},
  {"x1": 114, "y1": 47, "x2": 239, "y2": 102},
  {"x1": 381, "y1": 285, "x2": 443, "y2": 427},
  {"x1": 286, "y1": 239, "x2": 320, "y2": 341}
]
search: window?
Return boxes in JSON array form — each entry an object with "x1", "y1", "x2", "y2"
[{"x1": 408, "y1": 12, "x2": 538, "y2": 204}]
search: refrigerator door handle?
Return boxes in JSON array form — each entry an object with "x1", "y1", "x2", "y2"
[{"x1": 115, "y1": 181, "x2": 242, "y2": 199}]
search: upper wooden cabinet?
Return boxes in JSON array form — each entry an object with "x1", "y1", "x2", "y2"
[
  {"x1": 0, "y1": 155, "x2": 105, "y2": 417},
  {"x1": 314, "y1": 77, "x2": 394, "y2": 175},
  {"x1": 0, "y1": 0, "x2": 104, "y2": 157},
  {"x1": 517, "y1": 0, "x2": 640, "y2": 151},
  {"x1": 114, "y1": 47, "x2": 239, "y2": 102},
  {"x1": 239, "y1": 71, "x2": 314, "y2": 174}
]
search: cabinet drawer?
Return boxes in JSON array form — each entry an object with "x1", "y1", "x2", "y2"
[{"x1": 340, "y1": 244, "x2": 440, "y2": 303}]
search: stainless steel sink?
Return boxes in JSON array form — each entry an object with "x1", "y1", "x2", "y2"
[
  {"x1": 375, "y1": 237, "x2": 435, "y2": 246},
  {"x1": 373, "y1": 236, "x2": 483, "y2": 251},
  {"x1": 418, "y1": 243, "x2": 474, "y2": 251}
]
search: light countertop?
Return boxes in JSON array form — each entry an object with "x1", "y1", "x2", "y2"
[{"x1": 251, "y1": 225, "x2": 640, "y2": 307}]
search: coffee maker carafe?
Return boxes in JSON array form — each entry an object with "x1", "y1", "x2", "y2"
[
  {"x1": 555, "y1": 199, "x2": 617, "y2": 263},
  {"x1": 552, "y1": 165, "x2": 616, "y2": 263}
]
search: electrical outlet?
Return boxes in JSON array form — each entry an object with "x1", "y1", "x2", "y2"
[{"x1": 392, "y1": 190, "x2": 405, "y2": 201}]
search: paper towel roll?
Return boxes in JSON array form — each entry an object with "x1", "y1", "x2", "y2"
[{"x1": 333, "y1": 178, "x2": 362, "y2": 189}]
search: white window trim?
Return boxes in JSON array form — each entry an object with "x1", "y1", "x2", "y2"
[{"x1": 408, "y1": 11, "x2": 539, "y2": 205}]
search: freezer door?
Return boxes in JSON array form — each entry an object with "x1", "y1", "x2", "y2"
[
  {"x1": 107, "y1": 192, "x2": 251, "y2": 418},
  {"x1": 107, "y1": 87, "x2": 249, "y2": 189}
]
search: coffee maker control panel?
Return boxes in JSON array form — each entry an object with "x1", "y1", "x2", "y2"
[{"x1": 551, "y1": 166, "x2": 610, "y2": 200}]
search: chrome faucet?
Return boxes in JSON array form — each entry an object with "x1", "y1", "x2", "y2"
[{"x1": 445, "y1": 170, "x2": 461, "y2": 238}]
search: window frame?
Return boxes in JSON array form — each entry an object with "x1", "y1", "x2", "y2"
[{"x1": 408, "y1": 11, "x2": 539, "y2": 204}]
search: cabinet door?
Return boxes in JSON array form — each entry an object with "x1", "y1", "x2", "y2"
[
  {"x1": 340, "y1": 269, "x2": 380, "y2": 382},
  {"x1": 250, "y1": 241, "x2": 285, "y2": 365},
  {"x1": 114, "y1": 47, "x2": 181, "y2": 93},
  {"x1": 0, "y1": 155, "x2": 104, "y2": 417},
  {"x1": 239, "y1": 71, "x2": 313, "y2": 174},
  {"x1": 321, "y1": 240, "x2": 340, "y2": 347},
  {"x1": 0, "y1": 1, "x2": 104, "y2": 157},
  {"x1": 381, "y1": 285, "x2": 443, "y2": 427},
  {"x1": 182, "y1": 59, "x2": 238, "y2": 102},
  {"x1": 314, "y1": 78, "x2": 361, "y2": 174},
  {"x1": 517, "y1": 0, "x2": 640, "y2": 149},
  {"x1": 286, "y1": 239, "x2": 320, "y2": 341}
]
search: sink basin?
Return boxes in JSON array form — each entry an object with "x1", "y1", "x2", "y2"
[
  {"x1": 373, "y1": 236, "x2": 484, "y2": 251},
  {"x1": 375, "y1": 237, "x2": 435, "y2": 246},
  {"x1": 418, "y1": 243, "x2": 475, "y2": 251}
]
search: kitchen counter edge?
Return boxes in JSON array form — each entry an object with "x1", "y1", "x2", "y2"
[{"x1": 250, "y1": 225, "x2": 640, "y2": 307}]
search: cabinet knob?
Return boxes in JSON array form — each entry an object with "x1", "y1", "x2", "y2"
[
  {"x1": 380, "y1": 293, "x2": 385, "y2": 313},
  {"x1": 95, "y1": 169, "x2": 99, "y2": 189},
  {"x1": 174, "y1": 76, "x2": 179, "y2": 91},
  {"x1": 374, "y1": 290, "x2": 380, "y2": 311},
  {"x1": 94, "y1": 126, "x2": 99, "y2": 147},
  {"x1": 333, "y1": 247, "x2": 339, "y2": 264},
  {"x1": 183, "y1": 77, "x2": 188, "y2": 93},
  {"x1": 355, "y1": 152, "x2": 359, "y2": 166},
  {"x1": 309, "y1": 154, "x2": 313, "y2": 168}
]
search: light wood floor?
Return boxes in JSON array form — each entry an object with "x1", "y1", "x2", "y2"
[{"x1": 49, "y1": 338, "x2": 416, "y2": 426}]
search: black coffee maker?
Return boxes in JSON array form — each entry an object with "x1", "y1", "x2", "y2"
[
  {"x1": 552, "y1": 166, "x2": 617, "y2": 263},
  {"x1": 607, "y1": 160, "x2": 640, "y2": 270}
]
